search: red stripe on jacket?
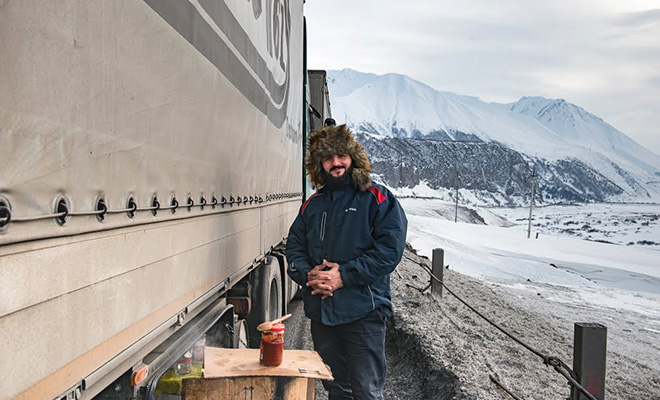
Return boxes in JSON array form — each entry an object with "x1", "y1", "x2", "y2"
[
  {"x1": 367, "y1": 187, "x2": 387, "y2": 205},
  {"x1": 301, "y1": 193, "x2": 322, "y2": 214}
]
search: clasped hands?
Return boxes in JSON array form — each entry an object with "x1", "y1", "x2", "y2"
[{"x1": 307, "y1": 259, "x2": 344, "y2": 300}]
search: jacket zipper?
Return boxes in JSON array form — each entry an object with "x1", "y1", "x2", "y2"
[{"x1": 319, "y1": 212, "x2": 327, "y2": 241}]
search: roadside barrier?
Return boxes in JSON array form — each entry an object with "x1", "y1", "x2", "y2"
[{"x1": 404, "y1": 250, "x2": 603, "y2": 400}]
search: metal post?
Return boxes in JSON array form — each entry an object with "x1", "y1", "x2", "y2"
[
  {"x1": 454, "y1": 168, "x2": 459, "y2": 223},
  {"x1": 527, "y1": 168, "x2": 536, "y2": 239},
  {"x1": 572, "y1": 323, "x2": 607, "y2": 400},
  {"x1": 431, "y1": 248, "x2": 444, "y2": 298}
]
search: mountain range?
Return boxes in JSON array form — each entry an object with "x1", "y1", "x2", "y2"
[{"x1": 327, "y1": 69, "x2": 660, "y2": 206}]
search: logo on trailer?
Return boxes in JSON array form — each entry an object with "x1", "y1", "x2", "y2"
[{"x1": 144, "y1": 0, "x2": 294, "y2": 128}]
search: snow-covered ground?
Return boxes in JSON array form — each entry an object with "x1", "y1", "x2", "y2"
[{"x1": 399, "y1": 198, "x2": 660, "y2": 385}]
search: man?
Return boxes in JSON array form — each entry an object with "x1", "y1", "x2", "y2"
[{"x1": 286, "y1": 124, "x2": 407, "y2": 399}]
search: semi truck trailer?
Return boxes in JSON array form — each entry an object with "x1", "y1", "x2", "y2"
[{"x1": 0, "y1": 1, "x2": 331, "y2": 398}]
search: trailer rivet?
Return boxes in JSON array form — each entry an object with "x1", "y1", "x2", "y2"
[
  {"x1": 55, "y1": 196, "x2": 69, "y2": 225},
  {"x1": 151, "y1": 195, "x2": 160, "y2": 216},
  {"x1": 127, "y1": 197, "x2": 137, "y2": 218},
  {"x1": 95, "y1": 197, "x2": 107, "y2": 222},
  {"x1": 0, "y1": 199, "x2": 11, "y2": 228}
]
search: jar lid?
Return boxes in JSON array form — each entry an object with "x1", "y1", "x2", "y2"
[{"x1": 267, "y1": 322, "x2": 285, "y2": 332}]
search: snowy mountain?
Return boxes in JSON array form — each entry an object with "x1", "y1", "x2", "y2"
[
  {"x1": 508, "y1": 96, "x2": 660, "y2": 178},
  {"x1": 327, "y1": 69, "x2": 660, "y2": 205}
]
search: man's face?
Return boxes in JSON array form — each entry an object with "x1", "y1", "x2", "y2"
[{"x1": 322, "y1": 154, "x2": 352, "y2": 178}]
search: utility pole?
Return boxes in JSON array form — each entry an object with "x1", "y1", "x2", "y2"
[
  {"x1": 454, "y1": 166, "x2": 459, "y2": 223},
  {"x1": 527, "y1": 167, "x2": 536, "y2": 239},
  {"x1": 399, "y1": 154, "x2": 403, "y2": 188}
]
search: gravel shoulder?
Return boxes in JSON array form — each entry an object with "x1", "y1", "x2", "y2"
[{"x1": 286, "y1": 247, "x2": 660, "y2": 399}]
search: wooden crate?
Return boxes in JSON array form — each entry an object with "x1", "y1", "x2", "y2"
[
  {"x1": 182, "y1": 376, "x2": 313, "y2": 400},
  {"x1": 182, "y1": 348, "x2": 333, "y2": 400}
]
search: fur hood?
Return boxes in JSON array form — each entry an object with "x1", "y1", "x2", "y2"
[{"x1": 306, "y1": 124, "x2": 372, "y2": 191}]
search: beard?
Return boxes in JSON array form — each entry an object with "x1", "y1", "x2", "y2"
[{"x1": 322, "y1": 165, "x2": 353, "y2": 188}]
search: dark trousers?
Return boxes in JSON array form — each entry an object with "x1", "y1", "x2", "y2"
[{"x1": 310, "y1": 309, "x2": 388, "y2": 400}]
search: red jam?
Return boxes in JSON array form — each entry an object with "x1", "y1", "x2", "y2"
[{"x1": 259, "y1": 322, "x2": 285, "y2": 367}]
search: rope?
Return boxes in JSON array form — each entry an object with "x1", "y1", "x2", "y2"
[
  {"x1": 11, "y1": 212, "x2": 68, "y2": 222},
  {"x1": 68, "y1": 209, "x2": 105, "y2": 217},
  {"x1": 405, "y1": 255, "x2": 598, "y2": 400},
  {"x1": 0, "y1": 192, "x2": 302, "y2": 227},
  {"x1": 489, "y1": 375, "x2": 523, "y2": 400}
]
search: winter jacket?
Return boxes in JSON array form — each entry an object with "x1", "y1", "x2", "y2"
[{"x1": 286, "y1": 181, "x2": 407, "y2": 326}]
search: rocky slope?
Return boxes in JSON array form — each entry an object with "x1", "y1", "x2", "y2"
[
  {"x1": 357, "y1": 134, "x2": 625, "y2": 206},
  {"x1": 328, "y1": 69, "x2": 660, "y2": 206},
  {"x1": 286, "y1": 247, "x2": 659, "y2": 399}
]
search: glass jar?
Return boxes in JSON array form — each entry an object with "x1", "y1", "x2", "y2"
[
  {"x1": 192, "y1": 334, "x2": 206, "y2": 366},
  {"x1": 259, "y1": 322, "x2": 285, "y2": 367},
  {"x1": 174, "y1": 351, "x2": 193, "y2": 375}
]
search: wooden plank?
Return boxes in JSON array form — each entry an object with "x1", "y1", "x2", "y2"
[
  {"x1": 182, "y1": 376, "x2": 311, "y2": 400},
  {"x1": 203, "y1": 348, "x2": 332, "y2": 381},
  {"x1": 306, "y1": 378, "x2": 316, "y2": 400}
]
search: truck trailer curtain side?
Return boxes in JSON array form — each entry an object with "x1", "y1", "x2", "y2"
[{"x1": 0, "y1": 1, "x2": 307, "y2": 399}]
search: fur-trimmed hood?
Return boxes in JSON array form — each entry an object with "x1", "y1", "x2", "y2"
[{"x1": 306, "y1": 124, "x2": 372, "y2": 191}]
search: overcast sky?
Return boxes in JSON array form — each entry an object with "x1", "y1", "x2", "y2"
[{"x1": 304, "y1": 0, "x2": 660, "y2": 155}]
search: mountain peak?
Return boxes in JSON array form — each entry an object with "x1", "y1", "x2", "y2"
[{"x1": 326, "y1": 68, "x2": 660, "y2": 201}]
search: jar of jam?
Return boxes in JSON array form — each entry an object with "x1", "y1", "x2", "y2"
[{"x1": 259, "y1": 322, "x2": 285, "y2": 367}]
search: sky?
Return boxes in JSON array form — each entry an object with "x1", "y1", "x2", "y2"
[{"x1": 304, "y1": 0, "x2": 660, "y2": 155}]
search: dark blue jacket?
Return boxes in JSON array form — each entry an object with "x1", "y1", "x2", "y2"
[{"x1": 285, "y1": 182, "x2": 407, "y2": 326}]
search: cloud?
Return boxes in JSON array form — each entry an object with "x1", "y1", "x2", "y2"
[
  {"x1": 304, "y1": 1, "x2": 660, "y2": 154},
  {"x1": 614, "y1": 8, "x2": 660, "y2": 27}
]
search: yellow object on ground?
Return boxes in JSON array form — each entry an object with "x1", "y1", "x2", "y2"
[{"x1": 155, "y1": 364, "x2": 203, "y2": 395}]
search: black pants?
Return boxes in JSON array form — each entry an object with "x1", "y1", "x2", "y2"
[{"x1": 310, "y1": 309, "x2": 387, "y2": 400}]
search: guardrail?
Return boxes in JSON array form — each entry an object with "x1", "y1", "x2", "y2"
[{"x1": 407, "y1": 248, "x2": 606, "y2": 400}]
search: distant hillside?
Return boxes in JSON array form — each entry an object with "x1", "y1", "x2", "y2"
[{"x1": 327, "y1": 69, "x2": 660, "y2": 205}]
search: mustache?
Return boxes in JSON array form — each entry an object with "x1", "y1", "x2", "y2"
[{"x1": 330, "y1": 165, "x2": 346, "y2": 172}]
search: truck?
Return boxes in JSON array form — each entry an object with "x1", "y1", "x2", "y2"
[{"x1": 0, "y1": 1, "x2": 332, "y2": 399}]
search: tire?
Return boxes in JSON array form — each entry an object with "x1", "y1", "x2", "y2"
[
  {"x1": 245, "y1": 256, "x2": 282, "y2": 348},
  {"x1": 292, "y1": 283, "x2": 303, "y2": 300},
  {"x1": 233, "y1": 318, "x2": 249, "y2": 349},
  {"x1": 272, "y1": 250, "x2": 300, "y2": 310}
]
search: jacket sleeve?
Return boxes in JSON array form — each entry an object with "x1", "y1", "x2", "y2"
[
  {"x1": 340, "y1": 191, "x2": 407, "y2": 288},
  {"x1": 285, "y1": 211, "x2": 314, "y2": 287}
]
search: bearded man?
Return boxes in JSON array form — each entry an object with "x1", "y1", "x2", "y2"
[{"x1": 286, "y1": 124, "x2": 407, "y2": 400}]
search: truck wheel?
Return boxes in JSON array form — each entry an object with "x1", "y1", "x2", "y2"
[
  {"x1": 246, "y1": 256, "x2": 282, "y2": 348},
  {"x1": 292, "y1": 283, "x2": 303, "y2": 300},
  {"x1": 234, "y1": 318, "x2": 249, "y2": 349}
]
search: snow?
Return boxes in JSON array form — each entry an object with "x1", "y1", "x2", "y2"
[
  {"x1": 288, "y1": 198, "x2": 660, "y2": 398},
  {"x1": 510, "y1": 96, "x2": 660, "y2": 175},
  {"x1": 328, "y1": 69, "x2": 660, "y2": 202},
  {"x1": 399, "y1": 198, "x2": 660, "y2": 378},
  {"x1": 329, "y1": 69, "x2": 574, "y2": 157}
]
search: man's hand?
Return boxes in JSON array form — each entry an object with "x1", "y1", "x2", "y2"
[{"x1": 307, "y1": 259, "x2": 344, "y2": 300}]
